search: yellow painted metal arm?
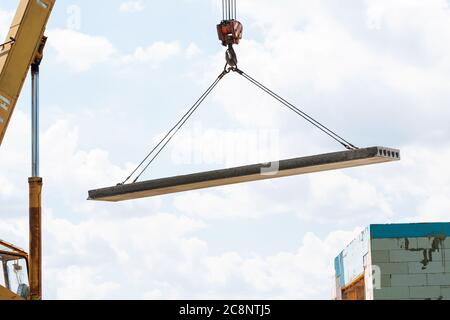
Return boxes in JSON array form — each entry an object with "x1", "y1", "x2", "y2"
[
  {"x1": 0, "y1": 0, "x2": 55, "y2": 146},
  {"x1": 0, "y1": 285, "x2": 24, "y2": 301},
  {"x1": 0, "y1": 239, "x2": 28, "y2": 256}
]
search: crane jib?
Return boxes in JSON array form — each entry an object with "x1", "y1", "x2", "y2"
[{"x1": 0, "y1": 0, "x2": 55, "y2": 147}]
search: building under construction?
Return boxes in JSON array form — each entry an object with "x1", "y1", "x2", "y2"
[
  {"x1": 334, "y1": 223, "x2": 450, "y2": 300},
  {"x1": 0, "y1": 0, "x2": 447, "y2": 301}
]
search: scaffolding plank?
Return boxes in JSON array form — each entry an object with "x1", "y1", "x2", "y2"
[{"x1": 88, "y1": 146, "x2": 400, "y2": 202}]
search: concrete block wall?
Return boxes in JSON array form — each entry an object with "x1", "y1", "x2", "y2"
[
  {"x1": 371, "y1": 234, "x2": 450, "y2": 300},
  {"x1": 335, "y1": 223, "x2": 450, "y2": 300}
]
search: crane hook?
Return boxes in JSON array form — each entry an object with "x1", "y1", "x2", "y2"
[{"x1": 225, "y1": 44, "x2": 238, "y2": 68}]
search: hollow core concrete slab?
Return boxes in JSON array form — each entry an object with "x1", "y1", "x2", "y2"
[{"x1": 88, "y1": 146, "x2": 400, "y2": 202}]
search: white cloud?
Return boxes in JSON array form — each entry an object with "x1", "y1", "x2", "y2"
[
  {"x1": 371, "y1": 145, "x2": 450, "y2": 223},
  {"x1": 237, "y1": 231, "x2": 341, "y2": 297},
  {"x1": 0, "y1": 9, "x2": 13, "y2": 41},
  {"x1": 39, "y1": 115, "x2": 163, "y2": 217},
  {"x1": 45, "y1": 28, "x2": 194, "y2": 72},
  {"x1": 1, "y1": 211, "x2": 359, "y2": 299},
  {"x1": 200, "y1": 0, "x2": 450, "y2": 134},
  {"x1": 2, "y1": 115, "x2": 449, "y2": 299},
  {"x1": 2, "y1": 0, "x2": 450, "y2": 300},
  {"x1": 365, "y1": 0, "x2": 450, "y2": 39},
  {"x1": 186, "y1": 42, "x2": 202, "y2": 58},
  {"x1": 0, "y1": 218, "x2": 27, "y2": 244},
  {"x1": 172, "y1": 168, "x2": 395, "y2": 225},
  {"x1": 44, "y1": 25, "x2": 195, "y2": 72},
  {"x1": 0, "y1": 111, "x2": 30, "y2": 215},
  {"x1": 41, "y1": 118, "x2": 125, "y2": 188},
  {"x1": 199, "y1": 40, "x2": 284, "y2": 127},
  {"x1": 47, "y1": 28, "x2": 117, "y2": 72},
  {"x1": 40, "y1": 213, "x2": 207, "y2": 299},
  {"x1": 0, "y1": 176, "x2": 14, "y2": 197},
  {"x1": 0, "y1": 110, "x2": 365, "y2": 298},
  {"x1": 119, "y1": 1, "x2": 145, "y2": 13},
  {"x1": 300, "y1": 171, "x2": 394, "y2": 224},
  {"x1": 173, "y1": 184, "x2": 289, "y2": 221},
  {"x1": 363, "y1": 0, "x2": 450, "y2": 104},
  {"x1": 203, "y1": 228, "x2": 362, "y2": 299},
  {"x1": 51, "y1": 266, "x2": 121, "y2": 300},
  {"x1": 121, "y1": 41, "x2": 182, "y2": 67},
  {"x1": 417, "y1": 196, "x2": 450, "y2": 222},
  {"x1": 0, "y1": 109, "x2": 161, "y2": 218},
  {"x1": 170, "y1": 142, "x2": 450, "y2": 226}
]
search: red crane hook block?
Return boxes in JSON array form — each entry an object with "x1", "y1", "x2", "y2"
[{"x1": 217, "y1": 20, "x2": 243, "y2": 46}]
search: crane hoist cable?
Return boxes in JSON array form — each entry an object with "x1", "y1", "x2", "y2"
[
  {"x1": 222, "y1": 0, "x2": 237, "y2": 21},
  {"x1": 231, "y1": 67, "x2": 358, "y2": 151},
  {"x1": 120, "y1": 66, "x2": 231, "y2": 185},
  {"x1": 120, "y1": 1, "x2": 358, "y2": 184}
]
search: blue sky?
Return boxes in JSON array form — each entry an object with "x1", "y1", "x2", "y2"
[{"x1": 1, "y1": 0, "x2": 450, "y2": 299}]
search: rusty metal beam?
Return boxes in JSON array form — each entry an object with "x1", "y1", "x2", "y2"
[
  {"x1": 88, "y1": 146, "x2": 400, "y2": 202},
  {"x1": 29, "y1": 177, "x2": 42, "y2": 300},
  {"x1": 0, "y1": 239, "x2": 27, "y2": 256}
]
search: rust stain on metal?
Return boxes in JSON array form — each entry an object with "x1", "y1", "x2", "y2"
[{"x1": 29, "y1": 177, "x2": 42, "y2": 300}]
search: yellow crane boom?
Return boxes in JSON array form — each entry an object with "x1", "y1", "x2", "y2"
[
  {"x1": 0, "y1": 0, "x2": 55, "y2": 300},
  {"x1": 0, "y1": 0, "x2": 55, "y2": 146}
]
